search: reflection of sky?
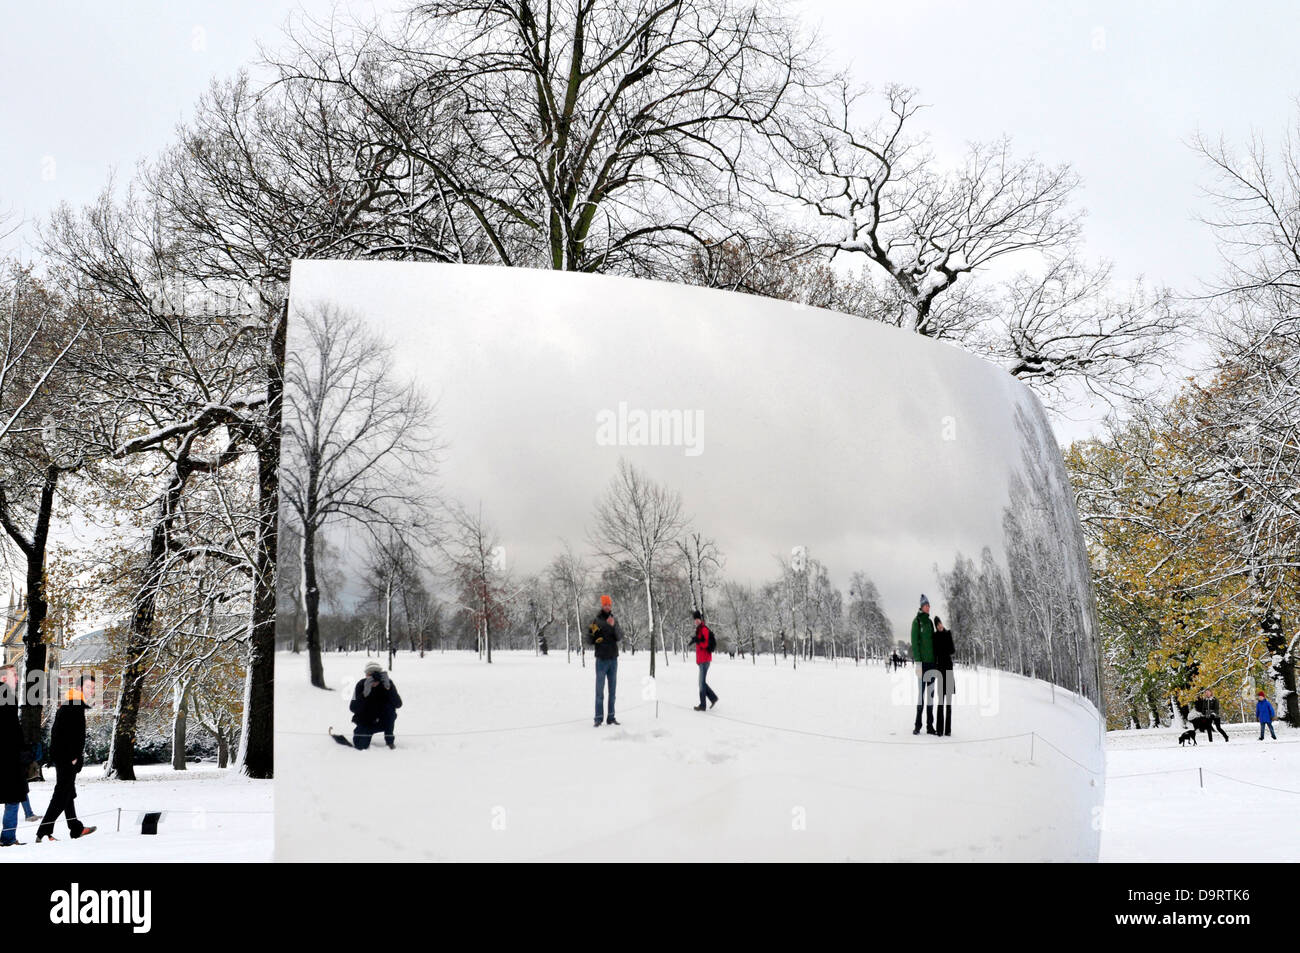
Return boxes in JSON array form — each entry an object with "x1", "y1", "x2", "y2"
[{"x1": 291, "y1": 261, "x2": 1049, "y2": 629}]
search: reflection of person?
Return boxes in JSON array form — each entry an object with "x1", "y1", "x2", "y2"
[
  {"x1": 689, "y1": 611, "x2": 718, "y2": 711},
  {"x1": 1255, "y1": 691, "x2": 1276, "y2": 741},
  {"x1": 1, "y1": 665, "x2": 28, "y2": 847},
  {"x1": 588, "y1": 595, "x2": 621, "y2": 727},
  {"x1": 932, "y1": 617, "x2": 956, "y2": 737},
  {"x1": 1193, "y1": 690, "x2": 1230, "y2": 742},
  {"x1": 912, "y1": 596, "x2": 937, "y2": 736},
  {"x1": 37, "y1": 675, "x2": 97, "y2": 843},
  {"x1": 350, "y1": 662, "x2": 403, "y2": 749}
]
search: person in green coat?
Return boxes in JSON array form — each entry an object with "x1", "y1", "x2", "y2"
[{"x1": 912, "y1": 595, "x2": 938, "y2": 735}]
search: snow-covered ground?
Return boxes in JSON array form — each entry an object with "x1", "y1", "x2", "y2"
[
  {"x1": 276, "y1": 650, "x2": 1104, "y2": 861},
  {"x1": 1101, "y1": 723, "x2": 1297, "y2": 862},
  {"x1": 5, "y1": 763, "x2": 272, "y2": 863}
]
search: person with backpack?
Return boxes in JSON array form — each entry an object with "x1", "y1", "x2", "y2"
[
  {"x1": 912, "y1": 595, "x2": 937, "y2": 736},
  {"x1": 932, "y1": 616, "x2": 956, "y2": 736},
  {"x1": 587, "y1": 595, "x2": 621, "y2": 727},
  {"x1": 689, "y1": 611, "x2": 719, "y2": 711},
  {"x1": 349, "y1": 662, "x2": 403, "y2": 749},
  {"x1": 1255, "y1": 690, "x2": 1277, "y2": 741}
]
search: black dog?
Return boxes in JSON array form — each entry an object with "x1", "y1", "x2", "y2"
[{"x1": 1178, "y1": 729, "x2": 1197, "y2": 746}]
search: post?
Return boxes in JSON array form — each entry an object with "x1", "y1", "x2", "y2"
[
  {"x1": 116, "y1": 807, "x2": 121, "y2": 832},
  {"x1": 1199, "y1": 767, "x2": 1204, "y2": 789},
  {"x1": 1030, "y1": 732, "x2": 1035, "y2": 763}
]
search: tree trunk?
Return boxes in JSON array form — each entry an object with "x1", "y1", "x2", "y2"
[
  {"x1": 1264, "y1": 612, "x2": 1299, "y2": 727},
  {"x1": 302, "y1": 521, "x2": 326, "y2": 688},
  {"x1": 644, "y1": 574, "x2": 656, "y2": 678},
  {"x1": 109, "y1": 468, "x2": 185, "y2": 781},
  {"x1": 385, "y1": 574, "x2": 394, "y2": 671},
  {"x1": 6, "y1": 467, "x2": 58, "y2": 751},
  {"x1": 237, "y1": 298, "x2": 285, "y2": 781},
  {"x1": 172, "y1": 678, "x2": 191, "y2": 770}
]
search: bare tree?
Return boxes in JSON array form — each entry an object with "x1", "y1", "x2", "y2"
[
  {"x1": 273, "y1": 0, "x2": 815, "y2": 275},
  {"x1": 767, "y1": 82, "x2": 1178, "y2": 408},
  {"x1": 772, "y1": 84, "x2": 1080, "y2": 334},
  {"x1": 0, "y1": 267, "x2": 93, "y2": 744},
  {"x1": 590, "y1": 458, "x2": 686, "y2": 676},
  {"x1": 674, "y1": 530, "x2": 724, "y2": 618},
  {"x1": 283, "y1": 301, "x2": 438, "y2": 688},
  {"x1": 549, "y1": 543, "x2": 589, "y2": 665},
  {"x1": 441, "y1": 503, "x2": 509, "y2": 663}
]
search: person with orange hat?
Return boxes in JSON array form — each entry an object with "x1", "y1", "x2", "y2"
[
  {"x1": 587, "y1": 595, "x2": 622, "y2": 727},
  {"x1": 36, "y1": 675, "x2": 97, "y2": 843}
]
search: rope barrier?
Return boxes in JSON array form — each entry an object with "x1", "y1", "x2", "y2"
[
  {"x1": 1204, "y1": 771, "x2": 1300, "y2": 797},
  {"x1": 277, "y1": 701, "x2": 649, "y2": 738},
  {"x1": 1028, "y1": 731, "x2": 1105, "y2": 777},
  {"x1": 1107, "y1": 768, "x2": 1200, "y2": 780},
  {"x1": 657, "y1": 698, "x2": 1037, "y2": 749}
]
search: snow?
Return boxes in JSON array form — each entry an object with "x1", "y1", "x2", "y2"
[
  {"x1": 1101, "y1": 724, "x2": 1298, "y2": 862},
  {"x1": 4, "y1": 763, "x2": 271, "y2": 863},
  {"x1": 276, "y1": 650, "x2": 1104, "y2": 861}
]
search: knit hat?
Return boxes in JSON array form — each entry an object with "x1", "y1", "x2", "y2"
[
  {"x1": 692, "y1": 610, "x2": 703, "y2": 620},
  {"x1": 1258, "y1": 690, "x2": 1266, "y2": 698},
  {"x1": 919, "y1": 594, "x2": 930, "y2": 609},
  {"x1": 364, "y1": 661, "x2": 382, "y2": 675},
  {"x1": 600, "y1": 595, "x2": 612, "y2": 610}
]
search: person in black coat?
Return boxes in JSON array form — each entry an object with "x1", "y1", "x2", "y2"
[
  {"x1": 350, "y1": 662, "x2": 403, "y2": 749},
  {"x1": 1, "y1": 664, "x2": 29, "y2": 846},
  {"x1": 586, "y1": 595, "x2": 622, "y2": 726},
  {"x1": 932, "y1": 617, "x2": 956, "y2": 737},
  {"x1": 36, "y1": 675, "x2": 97, "y2": 842},
  {"x1": 1193, "y1": 690, "x2": 1230, "y2": 742}
]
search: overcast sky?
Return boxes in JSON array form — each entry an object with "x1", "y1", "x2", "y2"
[
  {"x1": 291, "y1": 260, "x2": 1050, "y2": 622},
  {"x1": 4, "y1": 1, "x2": 1297, "y2": 439}
]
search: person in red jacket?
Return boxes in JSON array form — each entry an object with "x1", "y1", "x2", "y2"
[{"x1": 689, "y1": 611, "x2": 719, "y2": 711}]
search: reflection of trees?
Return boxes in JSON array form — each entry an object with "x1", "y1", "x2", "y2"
[{"x1": 935, "y1": 403, "x2": 1102, "y2": 704}]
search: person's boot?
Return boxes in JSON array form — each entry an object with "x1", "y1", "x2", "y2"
[
  {"x1": 385, "y1": 735, "x2": 396, "y2": 749},
  {"x1": 709, "y1": 697, "x2": 718, "y2": 709},
  {"x1": 72, "y1": 826, "x2": 96, "y2": 839},
  {"x1": 693, "y1": 704, "x2": 706, "y2": 711},
  {"x1": 594, "y1": 719, "x2": 603, "y2": 727},
  {"x1": 607, "y1": 716, "x2": 620, "y2": 726}
]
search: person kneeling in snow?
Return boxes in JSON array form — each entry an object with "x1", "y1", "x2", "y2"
[{"x1": 350, "y1": 662, "x2": 403, "y2": 749}]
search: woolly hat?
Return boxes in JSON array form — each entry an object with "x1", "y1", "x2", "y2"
[
  {"x1": 600, "y1": 594, "x2": 613, "y2": 610},
  {"x1": 692, "y1": 610, "x2": 703, "y2": 620},
  {"x1": 919, "y1": 594, "x2": 930, "y2": 609},
  {"x1": 364, "y1": 661, "x2": 382, "y2": 676}
]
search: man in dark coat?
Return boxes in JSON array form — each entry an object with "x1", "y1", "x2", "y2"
[
  {"x1": 1, "y1": 664, "x2": 29, "y2": 846},
  {"x1": 36, "y1": 674, "x2": 97, "y2": 842},
  {"x1": 587, "y1": 595, "x2": 621, "y2": 726},
  {"x1": 932, "y1": 617, "x2": 956, "y2": 736},
  {"x1": 911, "y1": 595, "x2": 938, "y2": 735},
  {"x1": 1193, "y1": 690, "x2": 1230, "y2": 742},
  {"x1": 350, "y1": 662, "x2": 403, "y2": 749}
]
